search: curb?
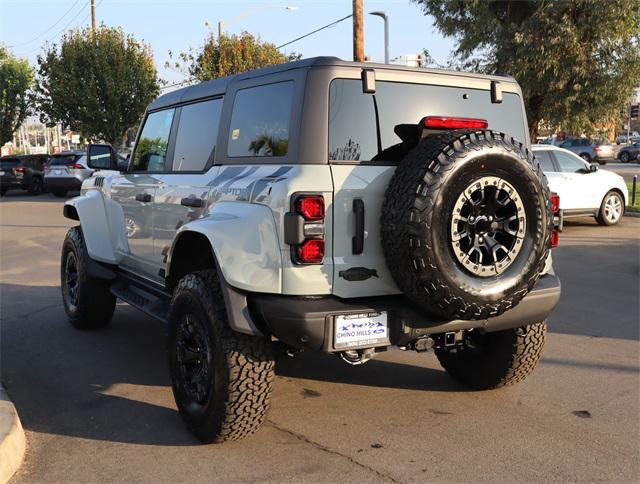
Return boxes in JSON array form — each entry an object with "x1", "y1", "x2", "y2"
[
  {"x1": 0, "y1": 385, "x2": 25, "y2": 484},
  {"x1": 624, "y1": 210, "x2": 640, "y2": 218}
]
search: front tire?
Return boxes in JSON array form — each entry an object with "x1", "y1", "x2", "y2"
[
  {"x1": 435, "y1": 322, "x2": 547, "y2": 390},
  {"x1": 620, "y1": 152, "x2": 630, "y2": 163},
  {"x1": 168, "y1": 270, "x2": 275, "y2": 443},
  {"x1": 596, "y1": 190, "x2": 624, "y2": 226},
  {"x1": 29, "y1": 177, "x2": 43, "y2": 195},
  {"x1": 579, "y1": 153, "x2": 591, "y2": 162},
  {"x1": 61, "y1": 227, "x2": 116, "y2": 329}
]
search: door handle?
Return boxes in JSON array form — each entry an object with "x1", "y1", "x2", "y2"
[
  {"x1": 135, "y1": 193, "x2": 152, "y2": 203},
  {"x1": 181, "y1": 197, "x2": 204, "y2": 208},
  {"x1": 352, "y1": 199, "x2": 365, "y2": 255}
]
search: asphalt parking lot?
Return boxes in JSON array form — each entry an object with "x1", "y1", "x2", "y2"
[{"x1": 1, "y1": 192, "x2": 639, "y2": 482}]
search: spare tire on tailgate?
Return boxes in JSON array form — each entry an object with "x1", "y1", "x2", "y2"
[{"x1": 381, "y1": 130, "x2": 552, "y2": 321}]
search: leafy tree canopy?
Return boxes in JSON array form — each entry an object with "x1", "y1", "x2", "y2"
[
  {"x1": 36, "y1": 26, "x2": 159, "y2": 145},
  {"x1": 414, "y1": 0, "x2": 640, "y2": 139},
  {"x1": 0, "y1": 46, "x2": 34, "y2": 145},
  {"x1": 170, "y1": 31, "x2": 300, "y2": 82}
]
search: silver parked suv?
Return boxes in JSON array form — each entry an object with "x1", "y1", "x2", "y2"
[
  {"x1": 558, "y1": 138, "x2": 613, "y2": 164},
  {"x1": 60, "y1": 57, "x2": 561, "y2": 443},
  {"x1": 45, "y1": 150, "x2": 93, "y2": 197}
]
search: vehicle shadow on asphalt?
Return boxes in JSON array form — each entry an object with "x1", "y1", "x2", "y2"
[{"x1": 0, "y1": 192, "x2": 79, "y2": 203}]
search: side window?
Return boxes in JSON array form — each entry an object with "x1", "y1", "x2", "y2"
[
  {"x1": 132, "y1": 108, "x2": 175, "y2": 172},
  {"x1": 534, "y1": 150, "x2": 556, "y2": 172},
  {"x1": 328, "y1": 79, "x2": 377, "y2": 161},
  {"x1": 172, "y1": 98, "x2": 223, "y2": 171},
  {"x1": 555, "y1": 151, "x2": 587, "y2": 173},
  {"x1": 228, "y1": 82, "x2": 293, "y2": 157}
]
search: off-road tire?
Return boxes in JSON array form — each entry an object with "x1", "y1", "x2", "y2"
[
  {"x1": 61, "y1": 226, "x2": 116, "y2": 329},
  {"x1": 168, "y1": 270, "x2": 275, "y2": 443},
  {"x1": 52, "y1": 189, "x2": 67, "y2": 197},
  {"x1": 435, "y1": 321, "x2": 547, "y2": 389},
  {"x1": 596, "y1": 190, "x2": 624, "y2": 226},
  {"x1": 381, "y1": 130, "x2": 553, "y2": 320},
  {"x1": 28, "y1": 177, "x2": 43, "y2": 195}
]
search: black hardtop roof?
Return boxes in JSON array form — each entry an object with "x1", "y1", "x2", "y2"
[{"x1": 149, "y1": 56, "x2": 516, "y2": 111}]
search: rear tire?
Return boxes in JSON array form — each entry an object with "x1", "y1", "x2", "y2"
[
  {"x1": 61, "y1": 227, "x2": 116, "y2": 329},
  {"x1": 29, "y1": 177, "x2": 43, "y2": 195},
  {"x1": 596, "y1": 190, "x2": 624, "y2": 226},
  {"x1": 579, "y1": 153, "x2": 591, "y2": 162},
  {"x1": 52, "y1": 189, "x2": 68, "y2": 197},
  {"x1": 620, "y1": 152, "x2": 630, "y2": 162},
  {"x1": 435, "y1": 322, "x2": 547, "y2": 390},
  {"x1": 168, "y1": 270, "x2": 275, "y2": 443},
  {"x1": 0, "y1": 188, "x2": 7, "y2": 197}
]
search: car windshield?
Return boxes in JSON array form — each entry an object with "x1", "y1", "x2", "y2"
[
  {"x1": 0, "y1": 158, "x2": 21, "y2": 168},
  {"x1": 49, "y1": 154, "x2": 81, "y2": 166}
]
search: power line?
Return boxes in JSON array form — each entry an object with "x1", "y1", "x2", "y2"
[
  {"x1": 277, "y1": 13, "x2": 352, "y2": 49},
  {"x1": 19, "y1": 0, "x2": 104, "y2": 56},
  {"x1": 8, "y1": 0, "x2": 83, "y2": 48}
]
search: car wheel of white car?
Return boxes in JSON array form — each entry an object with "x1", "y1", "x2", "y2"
[{"x1": 597, "y1": 191, "x2": 624, "y2": 226}]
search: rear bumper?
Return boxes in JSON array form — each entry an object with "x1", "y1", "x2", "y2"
[
  {"x1": 44, "y1": 177, "x2": 83, "y2": 190},
  {"x1": 248, "y1": 273, "x2": 561, "y2": 352}
]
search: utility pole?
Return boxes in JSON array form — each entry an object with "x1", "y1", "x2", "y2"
[
  {"x1": 353, "y1": 0, "x2": 364, "y2": 62},
  {"x1": 218, "y1": 21, "x2": 224, "y2": 38},
  {"x1": 91, "y1": 0, "x2": 96, "y2": 31}
]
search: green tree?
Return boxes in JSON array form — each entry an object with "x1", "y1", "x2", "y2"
[
  {"x1": 0, "y1": 47, "x2": 34, "y2": 145},
  {"x1": 36, "y1": 26, "x2": 159, "y2": 146},
  {"x1": 414, "y1": 0, "x2": 640, "y2": 139},
  {"x1": 171, "y1": 31, "x2": 300, "y2": 82}
]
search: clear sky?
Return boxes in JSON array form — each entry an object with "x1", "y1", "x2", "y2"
[{"x1": 0, "y1": 0, "x2": 455, "y2": 84}]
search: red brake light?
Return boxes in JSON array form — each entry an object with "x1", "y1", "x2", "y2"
[
  {"x1": 71, "y1": 164, "x2": 84, "y2": 169},
  {"x1": 550, "y1": 193, "x2": 560, "y2": 214},
  {"x1": 550, "y1": 229, "x2": 559, "y2": 248},
  {"x1": 15, "y1": 167, "x2": 25, "y2": 173},
  {"x1": 422, "y1": 116, "x2": 488, "y2": 130},
  {"x1": 297, "y1": 239, "x2": 324, "y2": 263},
  {"x1": 296, "y1": 196, "x2": 324, "y2": 221}
]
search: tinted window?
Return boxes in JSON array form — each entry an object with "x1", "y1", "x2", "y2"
[
  {"x1": 228, "y1": 82, "x2": 293, "y2": 157},
  {"x1": 172, "y1": 99, "x2": 223, "y2": 171},
  {"x1": 132, "y1": 108, "x2": 175, "y2": 171},
  {"x1": 534, "y1": 150, "x2": 556, "y2": 172},
  {"x1": 0, "y1": 158, "x2": 20, "y2": 168},
  {"x1": 329, "y1": 79, "x2": 528, "y2": 162},
  {"x1": 555, "y1": 151, "x2": 587, "y2": 173},
  {"x1": 49, "y1": 154, "x2": 81, "y2": 166}
]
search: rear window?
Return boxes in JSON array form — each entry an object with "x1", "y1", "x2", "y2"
[
  {"x1": 50, "y1": 154, "x2": 81, "y2": 166},
  {"x1": 0, "y1": 158, "x2": 20, "y2": 168},
  {"x1": 228, "y1": 81, "x2": 293, "y2": 157},
  {"x1": 329, "y1": 79, "x2": 528, "y2": 162}
]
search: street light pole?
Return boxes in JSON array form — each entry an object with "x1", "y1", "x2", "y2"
[{"x1": 369, "y1": 11, "x2": 388, "y2": 64}]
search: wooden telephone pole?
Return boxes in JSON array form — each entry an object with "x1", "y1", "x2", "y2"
[
  {"x1": 91, "y1": 0, "x2": 96, "y2": 31},
  {"x1": 353, "y1": 0, "x2": 364, "y2": 62}
]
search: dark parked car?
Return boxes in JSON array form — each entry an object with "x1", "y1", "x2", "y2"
[
  {"x1": 617, "y1": 142, "x2": 640, "y2": 163},
  {"x1": 0, "y1": 154, "x2": 49, "y2": 196}
]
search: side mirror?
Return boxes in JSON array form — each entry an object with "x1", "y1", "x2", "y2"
[
  {"x1": 589, "y1": 163, "x2": 598, "y2": 173},
  {"x1": 87, "y1": 144, "x2": 118, "y2": 170}
]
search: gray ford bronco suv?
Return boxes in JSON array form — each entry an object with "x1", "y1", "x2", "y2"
[{"x1": 61, "y1": 57, "x2": 561, "y2": 443}]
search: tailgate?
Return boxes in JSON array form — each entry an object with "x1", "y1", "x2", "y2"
[{"x1": 330, "y1": 165, "x2": 401, "y2": 298}]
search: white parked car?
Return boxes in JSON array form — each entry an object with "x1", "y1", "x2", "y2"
[{"x1": 533, "y1": 145, "x2": 628, "y2": 226}]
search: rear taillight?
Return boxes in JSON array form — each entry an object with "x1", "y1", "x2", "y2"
[
  {"x1": 288, "y1": 194, "x2": 325, "y2": 264},
  {"x1": 15, "y1": 167, "x2": 25, "y2": 173},
  {"x1": 550, "y1": 193, "x2": 560, "y2": 248},
  {"x1": 296, "y1": 196, "x2": 324, "y2": 221},
  {"x1": 71, "y1": 164, "x2": 84, "y2": 169},
  {"x1": 297, "y1": 239, "x2": 325, "y2": 264},
  {"x1": 422, "y1": 116, "x2": 488, "y2": 130}
]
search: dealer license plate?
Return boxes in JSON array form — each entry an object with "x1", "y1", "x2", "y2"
[{"x1": 334, "y1": 312, "x2": 389, "y2": 349}]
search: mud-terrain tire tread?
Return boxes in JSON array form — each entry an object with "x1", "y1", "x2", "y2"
[
  {"x1": 381, "y1": 130, "x2": 552, "y2": 320},
  {"x1": 61, "y1": 226, "x2": 116, "y2": 329},
  {"x1": 435, "y1": 321, "x2": 547, "y2": 389},
  {"x1": 168, "y1": 270, "x2": 275, "y2": 443}
]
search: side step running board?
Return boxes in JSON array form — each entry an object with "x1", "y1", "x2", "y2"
[{"x1": 111, "y1": 275, "x2": 171, "y2": 323}]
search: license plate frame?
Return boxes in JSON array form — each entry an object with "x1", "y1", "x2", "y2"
[{"x1": 333, "y1": 311, "x2": 389, "y2": 350}]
